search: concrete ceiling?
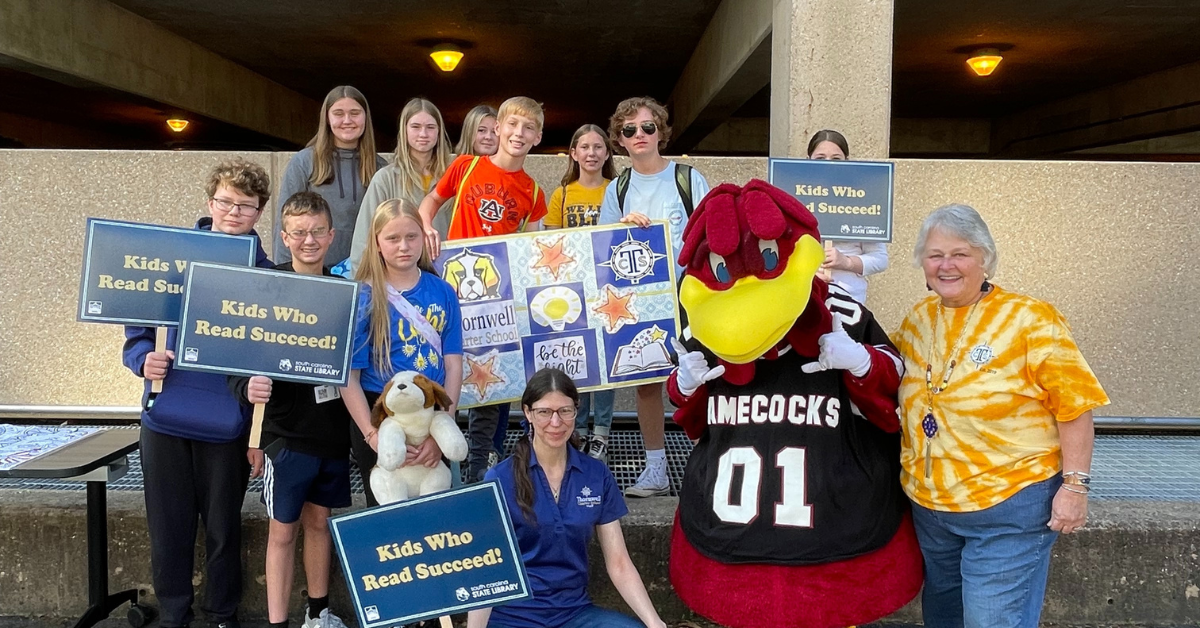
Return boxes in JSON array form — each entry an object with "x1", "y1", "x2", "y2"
[
  {"x1": 891, "y1": 0, "x2": 1200, "y2": 117},
  {"x1": 103, "y1": 0, "x2": 724, "y2": 150},
  {"x1": 5, "y1": 0, "x2": 1200, "y2": 151}
]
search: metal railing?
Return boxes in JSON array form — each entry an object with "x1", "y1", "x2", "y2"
[{"x1": 3, "y1": 405, "x2": 1199, "y2": 434}]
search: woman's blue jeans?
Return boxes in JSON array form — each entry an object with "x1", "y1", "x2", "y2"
[{"x1": 911, "y1": 475, "x2": 1062, "y2": 628}]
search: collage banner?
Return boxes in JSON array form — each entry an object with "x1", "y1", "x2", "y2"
[{"x1": 434, "y1": 223, "x2": 682, "y2": 409}]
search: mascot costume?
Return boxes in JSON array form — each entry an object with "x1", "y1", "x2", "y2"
[{"x1": 666, "y1": 180, "x2": 923, "y2": 628}]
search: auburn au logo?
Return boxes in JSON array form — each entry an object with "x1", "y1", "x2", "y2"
[{"x1": 478, "y1": 198, "x2": 505, "y2": 222}]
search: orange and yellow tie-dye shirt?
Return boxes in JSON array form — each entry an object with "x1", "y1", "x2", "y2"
[{"x1": 893, "y1": 285, "x2": 1109, "y2": 512}]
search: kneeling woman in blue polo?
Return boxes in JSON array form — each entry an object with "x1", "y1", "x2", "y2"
[{"x1": 467, "y1": 368, "x2": 667, "y2": 628}]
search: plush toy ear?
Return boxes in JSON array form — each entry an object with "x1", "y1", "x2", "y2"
[
  {"x1": 413, "y1": 374, "x2": 454, "y2": 410},
  {"x1": 370, "y1": 379, "x2": 395, "y2": 429}
]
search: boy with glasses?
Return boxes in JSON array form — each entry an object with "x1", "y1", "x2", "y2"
[
  {"x1": 122, "y1": 159, "x2": 272, "y2": 628},
  {"x1": 599, "y1": 97, "x2": 711, "y2": 497},
  {"x1": 229, "y1": 192, "x2": 352, "y2": 628}
]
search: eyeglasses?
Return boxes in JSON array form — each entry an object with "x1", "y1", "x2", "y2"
[
  {"x1": 621, "y1": 121, "x2": 658, "y2": 138},
  {"x1": 285, "y1": 228, "x2": 332, "y2": 240},
  {"x1": 529, "y1": 406, "x2": 577, "y2": 421},
  {"x1": 210, "y1": 197, "x2": 260, "y2": 215}
]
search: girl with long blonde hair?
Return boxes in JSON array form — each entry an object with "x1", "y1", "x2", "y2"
[
  {"x1": 341, "y1": 198, "x2": 463, "y2": 506},
  {"x1": 277, "y1": 85, "x2": 386, "y2": 266},
  {"x1": 349, "y1": 98, "x2": 453, "y2": 273}
]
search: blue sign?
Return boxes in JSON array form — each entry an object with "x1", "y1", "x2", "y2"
[
  {"x1": 173, "y1": 263, "x2": 358, "y2": 386},
  {"x1": 767, "y1": 159, "x2": 894, "y2": 242},
  {"x1": 433, "y1": 224, "x2": 682, "y2": 408},
  {"x1": 330, "y1": 482, "x2": 530, "y2": 627},
  {"x1": 78, "y1": 218, "x2": 257, "y2": 326}
]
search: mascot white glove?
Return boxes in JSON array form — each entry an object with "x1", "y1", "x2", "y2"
[
  {"x1": 800, "y1": 313, "x2": 872, "y2": 378},
  {"x1": 672, "y1": 337, "x2": 726, "y2": 397}
]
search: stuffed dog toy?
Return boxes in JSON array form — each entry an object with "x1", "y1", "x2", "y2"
[{"x1": 370, "y1": 371, "x2": 468, "y2": 504}]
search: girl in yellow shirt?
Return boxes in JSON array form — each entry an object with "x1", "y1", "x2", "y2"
[{"x1": 545, "y1": 124, "x2": 618, "y2": 461}]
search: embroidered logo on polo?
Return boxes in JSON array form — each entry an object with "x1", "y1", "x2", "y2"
[{"x1": 576, "y1": 485, "x2": 602, "y2": 508}]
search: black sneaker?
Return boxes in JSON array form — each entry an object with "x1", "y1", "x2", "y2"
[{"x1": 216, "y1": 620, "x2": 241, "y2": 628}]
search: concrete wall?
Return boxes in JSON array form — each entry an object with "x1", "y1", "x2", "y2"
[
  {"x1": 1, "y1": 150, "x2": 1197, "y2": 417},
  {"x1": 3, "y1": 492, "x2": 1198, "y2": 624}
]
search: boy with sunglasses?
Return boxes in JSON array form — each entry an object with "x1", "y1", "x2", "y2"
[
  {"x1": 122, "y1": 159, "x2": 273, "y2": 628},
  {"x1": 599, "y1": 97, "x2": 710, "y2": 497},
  {"x1": 229, "y1": 191, "x2": 352, "y2": 628}
]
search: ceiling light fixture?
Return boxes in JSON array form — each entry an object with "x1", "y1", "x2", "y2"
[
  {"x1": 430, "y1": 45, "x2": 464, "y2": 72},
  {"x1": 966, "y1": 48, "x2": 1003, "y2": 76},
  {"x1": 166, "y1": 118, "x2": 189, "y2": 132}
]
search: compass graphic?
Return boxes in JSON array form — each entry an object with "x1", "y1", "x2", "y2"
[{"x1": 599, "y1": 231, "x2": 666, "y2": 285}]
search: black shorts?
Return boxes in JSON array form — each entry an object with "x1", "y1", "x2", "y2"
[{"x1": 261, "y1": 444, "x2": 352, "y2": 523}]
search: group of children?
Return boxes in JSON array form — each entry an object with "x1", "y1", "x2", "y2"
[{"x1": 125, "y1": 91, "x2": 709, "y2": 628}]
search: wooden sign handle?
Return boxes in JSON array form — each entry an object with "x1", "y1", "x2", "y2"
[
  {"x1": 438, "y1": 617, "x2": 453, "y2": 628},
  {"x1": 249, "y1": 403, "x2": 266, "y2": 448},
  {"x1": 820, "y1": 240, "x2": 835, "y2": 282},
  {"x1": 150, "y1": 326, "x2": 167, "y2": 393}
]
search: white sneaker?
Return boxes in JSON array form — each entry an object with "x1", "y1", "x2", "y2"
[
  {"x1": 624, "y1": 460, "x2": 670, "y2": 497},
  {"x1": 302, "y1": 608, "x2": 348, "y2": 628},
  {"x1": 586, "y1": 435, "x2": 609, "y2": 465}
]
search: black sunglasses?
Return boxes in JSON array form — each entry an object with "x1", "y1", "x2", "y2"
[{"x1": 621, "y1": 121, "x2": 658, "y2": 138}]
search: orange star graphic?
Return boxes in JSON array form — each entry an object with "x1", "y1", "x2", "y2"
[
  {"x1": 531, "y1": 236, "x2": 576, "y2": 280},
  {"x1": 463, "y1": 353, "x2": 505, "y2": 399},
  {"x1": 592, "y1": 285, "x2": 637, "y2": 333}
]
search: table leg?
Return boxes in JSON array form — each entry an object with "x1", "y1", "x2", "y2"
[{"x1": 72, "y1": 481, "x2": 138, "y2": 628}]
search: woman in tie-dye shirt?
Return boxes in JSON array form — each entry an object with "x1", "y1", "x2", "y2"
[{"x1": 893, "y1": 204, "x2": 1108, "y2": 628}]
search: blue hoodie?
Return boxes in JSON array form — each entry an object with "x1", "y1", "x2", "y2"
[{"x1": 121, "y1": 217, "x2": 272, "y2": 443}]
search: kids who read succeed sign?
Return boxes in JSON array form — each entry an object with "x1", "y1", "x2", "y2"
[
  {"x1": 78, "y1": 218, "x2": 258, "y2": 326},
  {"x1": 173, "y1": 262, "x2": 358, "y2": 385},
  {"x1": 330, "y1": 482, "x2": 530, "y2": 627},
  {"x1": 767, "y1": 158, "x2": 895, "y2": 242}
]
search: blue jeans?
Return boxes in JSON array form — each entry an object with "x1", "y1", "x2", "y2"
[
  {"x1": 490, "y1": 604, "x2": 645, "y2": 628},
  {"x1": 577, "y1": 389, "x2": 616, "y2": 433},
  {"x1": 911, "y1": 475, "x2": 1062, "y2": 628}
]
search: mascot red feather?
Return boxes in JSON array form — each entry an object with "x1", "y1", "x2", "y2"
[{"x1": 666, "y1": 179, "x2": 923, "y2": 628}]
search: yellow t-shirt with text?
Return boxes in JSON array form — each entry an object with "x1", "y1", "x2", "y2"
[
  {"x1": 892, "y1": 285, "x2": 1109, "y2": 512},
  {"x1": 544, "y1": 180, "x2": 609, "y2": 229}
]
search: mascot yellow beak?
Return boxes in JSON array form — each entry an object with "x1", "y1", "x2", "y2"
[{"x1": 679, "y1": 234, "x2": 824, "y2": 364}]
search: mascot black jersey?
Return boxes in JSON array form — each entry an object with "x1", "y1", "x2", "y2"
[{"x1": 677, "y1": 285, "x2": 905, "y2": 565}]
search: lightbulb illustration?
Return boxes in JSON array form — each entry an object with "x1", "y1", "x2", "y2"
[{"x1": 530, "y1": 287, "x2": 583, "y2": 331}]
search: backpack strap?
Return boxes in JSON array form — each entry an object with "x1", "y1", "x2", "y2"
[
  {"x1": 447, "y1": 156, "x2": 483, "y2": 229},
  {"x1": 674, "y1": 163, "x2": 695, "y2": 216},
  {"x1": 615, "y1": 167, "x2": 633, "y2": 214},
  {"x1": 519, "y1": 181, "x2": 542, "y2": 231}
]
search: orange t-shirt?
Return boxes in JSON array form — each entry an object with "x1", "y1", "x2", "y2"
[{"x1": 435, "y1": 154, "x2": 548, "y2": 240}]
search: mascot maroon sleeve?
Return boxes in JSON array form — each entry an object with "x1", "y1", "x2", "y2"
[{"x1": 667, "y1": 179, "x2": 922, "y2": 628}]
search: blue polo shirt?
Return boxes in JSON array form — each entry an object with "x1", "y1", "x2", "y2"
[{"x1": 484, "y1": 446, "x2": 628, "y2": 628}]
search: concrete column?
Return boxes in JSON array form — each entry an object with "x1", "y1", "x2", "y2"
[{"x1": 769, "y1": 0, "x2": 895, "y2": 159}]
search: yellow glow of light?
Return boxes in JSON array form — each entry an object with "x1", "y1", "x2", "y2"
[
  {"x1": 430, "y1": 47, "x2": 464, "y2": 72},
  {"x1": 967, "y1": 49, "x2": 1003, "y2": 77},
  {"x1": 166, "y1": 118, "x2": 189, "y2": 132}
]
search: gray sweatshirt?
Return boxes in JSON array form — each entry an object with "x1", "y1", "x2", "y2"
[{"x1": 273, "y1": 146, "x2": 386, "y2": 265}]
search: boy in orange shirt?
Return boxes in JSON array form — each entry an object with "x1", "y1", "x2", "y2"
[{"x1": 418, "y1": 96, "x2": 548, "y2": 481}]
